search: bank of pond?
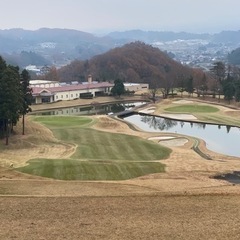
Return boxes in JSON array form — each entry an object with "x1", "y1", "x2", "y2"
[
  {"x1": 33, "y1": 101, "x2": 240, "y2": 158},
  {"x1": 23, "y1": 101, "x2": 240, "y2": 183}
]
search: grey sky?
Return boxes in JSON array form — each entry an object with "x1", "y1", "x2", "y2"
[{"x1": 1, "y1": 0, "x2": 239, "y2": 33}]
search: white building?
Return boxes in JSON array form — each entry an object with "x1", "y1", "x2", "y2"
[
  {"x1": 30, "y1": 80, "x2": 60, "y2": 88},
  {"x1": 32, "y1": 80, "x2": 113, "y2": 104},
  {"x1": 124, "y1": 83, "x2": 149, "y2": 92}
]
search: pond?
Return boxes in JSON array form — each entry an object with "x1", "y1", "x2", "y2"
[
  {"x1": 33, "y1": 101, "x2": 240, "y2": 158},
  {"x1": 34, "y1": 102, "x2": 146, "y2": 116},
  {"x1": 122, "y1": 114, "x2": 240, "y2": 158}
]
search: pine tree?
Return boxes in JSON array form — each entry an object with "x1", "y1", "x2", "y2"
[
  {"x1": 0, "y1": 56, "x2": 7, "y2": 137},
  {"x1": 222, "y1": 74, "x2": 235, "y2": 103},
  {"x1": 0, "y1": 64, "x2": 23, "y2": 144},
  {"x1": 210, "y1": 62, "x2": 226, "y2": 101},
  {"x1": 111, "y1": 79, "x2": 125, "y2": 97},
  {"x1": 20, "y1": 69, "x2": 32, "y2": 135}
]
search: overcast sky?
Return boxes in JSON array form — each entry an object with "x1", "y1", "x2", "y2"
[{"x1": 1, "y1": 0, "x2": 239, "y2": 34}]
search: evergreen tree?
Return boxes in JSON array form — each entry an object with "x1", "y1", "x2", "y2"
[
  {"x1": 20, "y1": 69, "x2": 32, "y2": 135},
  {"x1": 0, "y1": 56, "x2": 7, "y2": 136},
  {"x1": 185, "y1": 75, "x2": 194, "y2": 97},
  {"x1": 111, "y1": 79, "x2": 125, "y2": 97},
  {"x1": 210, "y1": 62, "x2": 226, "y2": 101},
  {"x1": 0, "y1": 63, "x2": 23, "y2": 144},
  {"x1": 199, "y1": 73, "x2": 208, "y2": 98},
  {"x1": 234, "y1": 79, "x2": 240, "y2": 102},
  {"x1": 222, "y1": 74, "x2": 235, "y2": 103}
]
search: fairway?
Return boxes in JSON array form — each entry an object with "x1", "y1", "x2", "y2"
[
  {"x1": 17, "y1": 159, "x2": 165, "y2": 180},
  {"x1": 17, "y1": 116, "x2": 171, "y2": 180},
  {"x1": 165, "y1": 104, "x2": 219, "y2": 113},
  {"x1": 33, "y1": 115, "x2": 93, "y2": 128}
]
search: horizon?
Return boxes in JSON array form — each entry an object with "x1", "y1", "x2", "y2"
[
  {"x1": 0, "y1": 27, "x2": 239, "y2": 36},
  {"x1": 1, "y1": 0, "x2": 240, "y2": 35}
]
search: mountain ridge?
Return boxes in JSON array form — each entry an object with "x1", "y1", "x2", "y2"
[{"x1": 0, "y1": 28, "x2": 240, "y2": 68}]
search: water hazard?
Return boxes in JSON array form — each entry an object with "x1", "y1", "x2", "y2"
[
  {"x1": 122, "y1": 114, "x2": 240, "y2": 158},
  {"x1": 34, "y1": 102, "x2": 146, "y2": 116}
]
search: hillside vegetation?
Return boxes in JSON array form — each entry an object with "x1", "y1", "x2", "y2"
[
  {"x1": 228, "y1": 47, "x2": 240, "y2": 65},
  {"x1": 58, "y1": 41, "x2": 194, "y2": 85}
]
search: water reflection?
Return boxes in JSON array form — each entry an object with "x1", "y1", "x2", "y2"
[
  {"x1": 140, "y1": 115, "x2": 227, "y2": 132},
  {"x1": 123, "y1": 114, "x2": 240, "y2": 157},
  {"x1": 141, "y1": 115, "x2": 178, "y2": 131},
  {"x1": 35, "y1": 102, "x2": 146, "y2": 116}
]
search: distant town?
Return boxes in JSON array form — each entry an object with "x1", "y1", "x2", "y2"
[{"x1": 153, "y1": 39, "x2": 240, "y2": 71}]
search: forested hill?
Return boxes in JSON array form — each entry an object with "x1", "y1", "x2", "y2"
[
  {"x1": 228, "y1": 47, "x2": 240, "y2": 65},
  {"x1": 58, "y1": 41, "x2": 193, "y2": 85}
]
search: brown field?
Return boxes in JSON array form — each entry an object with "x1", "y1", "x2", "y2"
[{"x1": 1, "y1": 96, "x2": 240, "y2": 240}]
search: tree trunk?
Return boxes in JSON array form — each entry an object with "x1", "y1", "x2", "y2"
[
  {"x1": 5, "y1": 121, "x2": 9, "y2": 145},
  {"x1": 22, "y1": 114, "x2": 25, "y2": 135}
]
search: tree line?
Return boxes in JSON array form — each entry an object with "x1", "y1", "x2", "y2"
[
  {"x1": 0, "y1": 56, "x2": 32, "y2": 145},
  {"x1": 148, "y1": 60, "x2": 240, "y2": 104},
  {"x1": 208, "y1": 61, "x2": 240, "y2": 103}
]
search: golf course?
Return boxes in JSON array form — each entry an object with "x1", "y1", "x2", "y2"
[
  {"x1": 1, "y1": 97, "x2": 240, "y2": 240},
  {"x1": 17, "y1": 115, "x2": 170, "y2": 180}
]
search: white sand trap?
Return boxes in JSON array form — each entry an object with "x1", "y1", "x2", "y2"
[
  {"x1": 173, "y1": 100, "x2": 193, "y2": 104},
  {"x1": 139, "y1": 107, "x2": 156, "y2": 114},
  {"x1": 160, "y1": 138, "x2": 189, "y2": 147},
  {"x1": 148, "y1": 136, "x2": 175, "y2": 140},
  {"x1": 161, "y1": 113, "x2": 197, "y2": 120},
  {"x1": 148, "y1": 136, "x2": 189, "y2": 147}
]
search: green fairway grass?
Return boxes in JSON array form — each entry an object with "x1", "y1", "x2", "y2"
[
  {"x1": 17, "y1": 159, "x2": 165, "y2": 180},
  {"x1": 56, "y1": 128, "x2": 169, "y2": 161},
  {"x1": 165, "y1": 104, "x2": 219, "y2": 113},
  {"x1": 17, "y1": 116, "x2": 170, "y2": 180},
  {"x1": 34, "y1": 116, "x2": 93, "y2": 128}
]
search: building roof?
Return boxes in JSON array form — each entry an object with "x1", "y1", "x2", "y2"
[
  {"x1": 30, "y1": 80, "x2": 59, "y2": 85},
  {"x1": 32, "y1": 82, "x2": 113, "y2": 95}
]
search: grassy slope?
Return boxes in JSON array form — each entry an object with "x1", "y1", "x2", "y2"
[{"x1": 17, "y1": 116, "x2": 170, "y2": 180}]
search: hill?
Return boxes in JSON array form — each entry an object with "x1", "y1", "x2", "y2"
[
  {"x1": 228, "y1": 47, "x2": 240, "y2": 65},
  {"x1": 0, "y1": 28, "x2": 119, "y2": 67},
  {"x1": 212, "y1": 30, "x2": 240, "y2": 44},
  {"x1": 107, "y1": 29, "x2": 211, "y2": 43},
  {"x1": 57, "y1": 41, "x2": 194, "y2": 86},
  {"x1": 1, "y1": 28, "x2": 240, "y2": 69}
]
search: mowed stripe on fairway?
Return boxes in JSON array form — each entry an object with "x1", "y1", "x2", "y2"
[
  {"x1": 17, "y1": 159, "x2": 165, "y2": 180},
  {"x1": 17, "y1": 116, "x2": 171, "y2": 180}
]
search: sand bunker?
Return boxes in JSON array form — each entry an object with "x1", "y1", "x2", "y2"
[
  {"x1": 173, "y1": 100, "x2": 193, "y2": 104},
  {"x1": 148, "y1": 136, "x2": 189, "y2": 147},
  {"x1": 160, "y1": 113, "x2": 197, "y2": 120},
  {"x1": 139, "y1": 107, "x2": 156, "y2": 114},
  {"x1": 148, "y1": 136, "x2": 175, "y2": 140},
  {"x1": 160, "y1": 138, "x2": 189, "y2": 147}
]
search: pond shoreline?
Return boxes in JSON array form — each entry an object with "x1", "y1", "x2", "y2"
[{"x1": 30, "y1": 95, "x2": 148, "y2": 113}]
